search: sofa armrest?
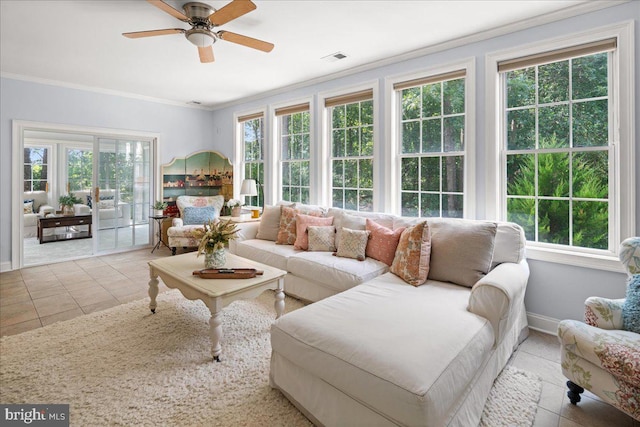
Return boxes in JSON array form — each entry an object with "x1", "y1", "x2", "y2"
[
  {"x1": 74, "y1": 203, "x2": 91, "y2": 215},
  {"x1": 584, "y1": 297, "x2": 625, "y2": 330},
  {"x1": 467, "y1": 260, "x2": 530, "y2": 346},
  {"x1": 228, "y1": 222, "x2": 260, "y2": 254},
  {"x1": 38, "y1": 205, "x2": 55, "y2": 215}
]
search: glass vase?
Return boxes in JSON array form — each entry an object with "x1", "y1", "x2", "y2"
[{"x1": 205, "y1": 248, "x2": 226, "y2": 269}]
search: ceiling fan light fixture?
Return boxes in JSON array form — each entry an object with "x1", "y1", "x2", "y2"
[{"x1": 186, "y1": 28, "x2": 215, "y2": 47}]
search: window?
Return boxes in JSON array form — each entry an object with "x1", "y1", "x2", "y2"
[
  {"x1": 327, "y1": 90, "x2": 374, "y2": 211},
  {"x1": 23, "y1": 145, "x2": 49, "y2": 192},
  {"x1": 500, "y1": 39, "x2": 615, "y2": 251},
  {"x1": 239, "y1": 113, "x2": 264, "y2": 208},
  {"x1": 395, "y1": 70, "x2": 466, "y2": 218},
  {"x1": 277, "y1": 103, "x2": 311, "y2": 203},
  {"x1": 66, "y1": 147, "x2": 93, "y2": 192}
]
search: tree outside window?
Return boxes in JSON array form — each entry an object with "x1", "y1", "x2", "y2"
[
  {"x1": 67, "y1": 148, "x2": 93, "y2": 192},
  {"x1": 398, "y1": 76, "x2": 465, "y2": 218},
  {"x1": 330, "y1": 98, "x2": 374, "y2": 211},
  {"x1": 504, "y1": 51, "x2": 610, "y2": 250},
  {"x1": 242, "y1": 117, "x2": 264, "y2": 208},
  {"x1": 280, "y1": 110, "x2": 310, "y2": 203}
]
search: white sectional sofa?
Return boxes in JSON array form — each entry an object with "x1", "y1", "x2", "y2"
[
  {"x1": 230, "y1": 205, "x2": 530, "y2": 426},
  {"x1": 73, "y1": 190, "x2": 132, "y2": 229}
]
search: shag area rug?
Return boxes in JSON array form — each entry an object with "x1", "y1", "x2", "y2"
[{"x1": 1, "y1": 290, "x2": 542, "y2": 426}]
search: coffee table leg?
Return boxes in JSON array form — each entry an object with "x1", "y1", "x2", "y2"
[
  {"x1": 148, "y1": 268, "x2": 159, "y2": 314},
  {"x1": 275, "y1": 278, "x2": 285, "y2": 319},
  {"x1": 210, "y1": 311, "x2": 223, "y2": 362}
]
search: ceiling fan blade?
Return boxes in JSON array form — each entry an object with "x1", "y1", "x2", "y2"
[
  {"x1": 146, "y1": 0, "x2": 188, "y2": 21},
  {"x1": 198, "y1": 46, "x2": 215, "y2": 63},
  {"x1": 209, "y1": 0, "x2": 256, "y2": 26},
  {"x1": 123, "y1": 29, "x2": 185, "y2": 39},
  {"x1": 218, "y1": 31, "x2": 274, "y2": 52}
]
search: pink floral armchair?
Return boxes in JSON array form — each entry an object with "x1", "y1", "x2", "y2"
[
  {"x1": 167, "y1": 195, "x2": 225, "y2": 255},
  {"x1": 557, "y1": 237, "x2": 640, "y2": 421}
]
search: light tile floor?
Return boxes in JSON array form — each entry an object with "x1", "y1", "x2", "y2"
[{"x1": 0, "y1": 247, "x2": 638, "y2": 427}]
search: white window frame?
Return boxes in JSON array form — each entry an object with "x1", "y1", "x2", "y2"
[
  {"x1": 319, "y1": 81, "x2": 379, "y2": 211},
  {"x1": 386, "y1": 58, "x2": 476, "y2": 218},
  {"x1": 234, "y1": 108, "x2": 267, "y2": 206},
  {"x1": 486, "y1": 21, "x2": 635, "y2": 272},
  {"x1": 272, "y1": 97, "x2": 314, "y2": 204}
]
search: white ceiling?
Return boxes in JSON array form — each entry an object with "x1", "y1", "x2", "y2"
[{"x1": 1, "y1": 0, "x2": 595, "y2": 109}]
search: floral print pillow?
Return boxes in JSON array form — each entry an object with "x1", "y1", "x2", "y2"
[
  {"x1": 390, "y1": 221, "x2": 432, "y2": 286},
  {"x1": 276, "y1": 207, "x2": 300, "y2": 245},
  {"x1": 620, "y1": 237, "x2": 640, "y2": 276}
]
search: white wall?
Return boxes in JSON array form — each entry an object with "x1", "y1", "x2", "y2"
[
  {"x1": 208, "y1": 2, "x2": 639, "y2": 326},
  {"x1": 0, "y1": 78, "x2": 216, "y2": 267}
]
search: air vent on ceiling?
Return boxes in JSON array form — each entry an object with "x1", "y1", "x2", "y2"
[{"x1": 321, "y1": 52, "x2": 348, "y2": 62}]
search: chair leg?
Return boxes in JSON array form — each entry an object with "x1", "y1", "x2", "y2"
[
  {"x1": 171, "y1": 247, "x2": 176, "y2": 256},
  {"x1": 567, "y1": 380, "x2": 584, "y2": 405}
]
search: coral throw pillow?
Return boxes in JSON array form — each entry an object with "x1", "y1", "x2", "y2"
[
  {"x1": 365, "y1": 219, "x2": 405, "y2": 266},
  {"x1": 294, "y1": 214, "x2": 334, "y2": 250},
  {"x1": 390, "y1": 221, "x2": 432, "y2": 286}
]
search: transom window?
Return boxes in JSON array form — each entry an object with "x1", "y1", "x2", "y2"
[
  {"x1": 327, "y1": 90, "x2": 374, "y2": 211},
  {"x1": 239, "y1": 113, "x2": 264, "y2": 208},
  {"x1": 500, "y1": 40, "x2": 615, "y2": 250},
  {"x1": 277, "y1": 103, "x2": 311, "y2": 204},
  {"x1": 395, "y1": 70, "x2": 466, "y2": 217}
]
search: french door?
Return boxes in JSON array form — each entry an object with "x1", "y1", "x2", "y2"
[{"x1": 94, "y1": 137, "x2": 152, "y2": 252}]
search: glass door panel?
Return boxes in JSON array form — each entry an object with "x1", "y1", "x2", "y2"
[{"x1": 94, "y1": 137, "x2": 151, "y2": 253}]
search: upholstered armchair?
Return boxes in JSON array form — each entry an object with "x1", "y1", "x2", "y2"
[
  {"x1": 167, "y1": 195, "x2": 224, "y2": 255},
  {"x1": 557, "y1": 237, "x2": 640, "y2": 421}
]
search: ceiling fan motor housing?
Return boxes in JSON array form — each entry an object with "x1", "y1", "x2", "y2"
[{"x1": 183, "y1": 2, "x2": 217, "y2": 47}]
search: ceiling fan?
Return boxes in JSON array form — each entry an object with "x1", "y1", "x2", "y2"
[{"x1": 123, "y1": 0, "x2": 274, "y2": 63}]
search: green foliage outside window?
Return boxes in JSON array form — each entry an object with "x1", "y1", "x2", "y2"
[
  {"x1": 399, "y1": 77, "x2": 465, "y2": 218},
  {"x1": 281, "y1": 111, "x2": 310, "y2": 203},
  {"x1": 505, "y1": 52, "x2": 610, "y2": 250},
  {"x1": 243, "y1": 118, "x2": 264, "y2": 207},
  {"x1": 331, "y1": 99, "x2": 374, "y2": 211}
]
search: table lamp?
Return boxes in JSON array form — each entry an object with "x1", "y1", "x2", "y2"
[{"x1": 240, "y1": 179, "x2": 261, "y2": 218}]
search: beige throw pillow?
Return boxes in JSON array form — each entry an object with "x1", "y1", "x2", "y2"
[
  {"x1": 427, "y1": 219, "x2": 498, "y2": 287},
  {"x1": 308, "y1": 226, "x2": 337, "y2": 252},
  {"x1": 256, "y1": 205, "x2": 281, "y2": 241},
  {"x1": 335, "y1": 227, "x2": 370, "y2": 261}
]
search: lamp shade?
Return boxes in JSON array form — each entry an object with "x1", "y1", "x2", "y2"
[{"x1": 240, "y1": 179, "x2": 258, "y2": 196}]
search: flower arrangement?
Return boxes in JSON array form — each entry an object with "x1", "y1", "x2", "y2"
[
  {"x1": 191, "y1": 219, "x2": 239, "y2": 255},
  {"x1": 225, "y1": 199, "x2": 243, "y2": 208}
]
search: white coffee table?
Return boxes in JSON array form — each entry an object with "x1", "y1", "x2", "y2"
[{"x1": 148, "y1": 251, "x2": 286, "y2": 362}]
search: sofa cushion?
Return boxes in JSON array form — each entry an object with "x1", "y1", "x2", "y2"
[
  {"x1": 366, "y1": 219, "x2": 405, "y2": 266},
  {"x1": 390, "y1": 221, "x2": 431, "y2": 286},
  {"x1": 23, "y1": 200, "x2": 34, "y2": 214},
  {"x1": 622, "y1": 275, "x2": 640, "y2": 334},
  {"x1": 335, "y1": 228, "x2": 370, "y2": 261},
  {"x1": 276, "y1": 206, "x2": 300, "y2": 245},
  {"x1": 428, "y1": 219, "x2": 497, "y2": 288},
  {"x1": 256, "y1": 205, "x2": 281, "y2": 241},
  {"x1": 271, "y1": 277, "x2": 494, "y2": 426},
  {"x1": 287, "y1": 251, "x2": 388, "y2": 291},
  {"x1": 294, "y1": 214, "x2": 334, "y2": 250},
  {"x1": 235, "y1": 239, "x2": 300, "y2": 271},
  {"x1": 175, "y1": 195, "x2": 225, "y2": 219},
  {"x1": 182, "y1": 206, "x2": 218, "y2": 225},
  {"x1": 308, "y1": 226, "x2": 337, "y2": 252},
  {"x1": 328, "y1": 208, "x2": 395, "y2": 230}
]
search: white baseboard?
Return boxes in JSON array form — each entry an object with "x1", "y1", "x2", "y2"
[
  {"x1": 527, "y1": 312, "x2": 560, "y2": 335},
  {"x1": 0, "y1": 261, "x2": 12, "y2": 273}
]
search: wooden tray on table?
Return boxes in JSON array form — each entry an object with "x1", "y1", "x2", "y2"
[{"x1": 192, "y1": 268, "x2": 264, "y2": 279}]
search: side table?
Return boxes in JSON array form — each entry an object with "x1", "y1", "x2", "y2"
[{"x1": 150, "y1": 215, "x2": 170, "y2": 253}]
